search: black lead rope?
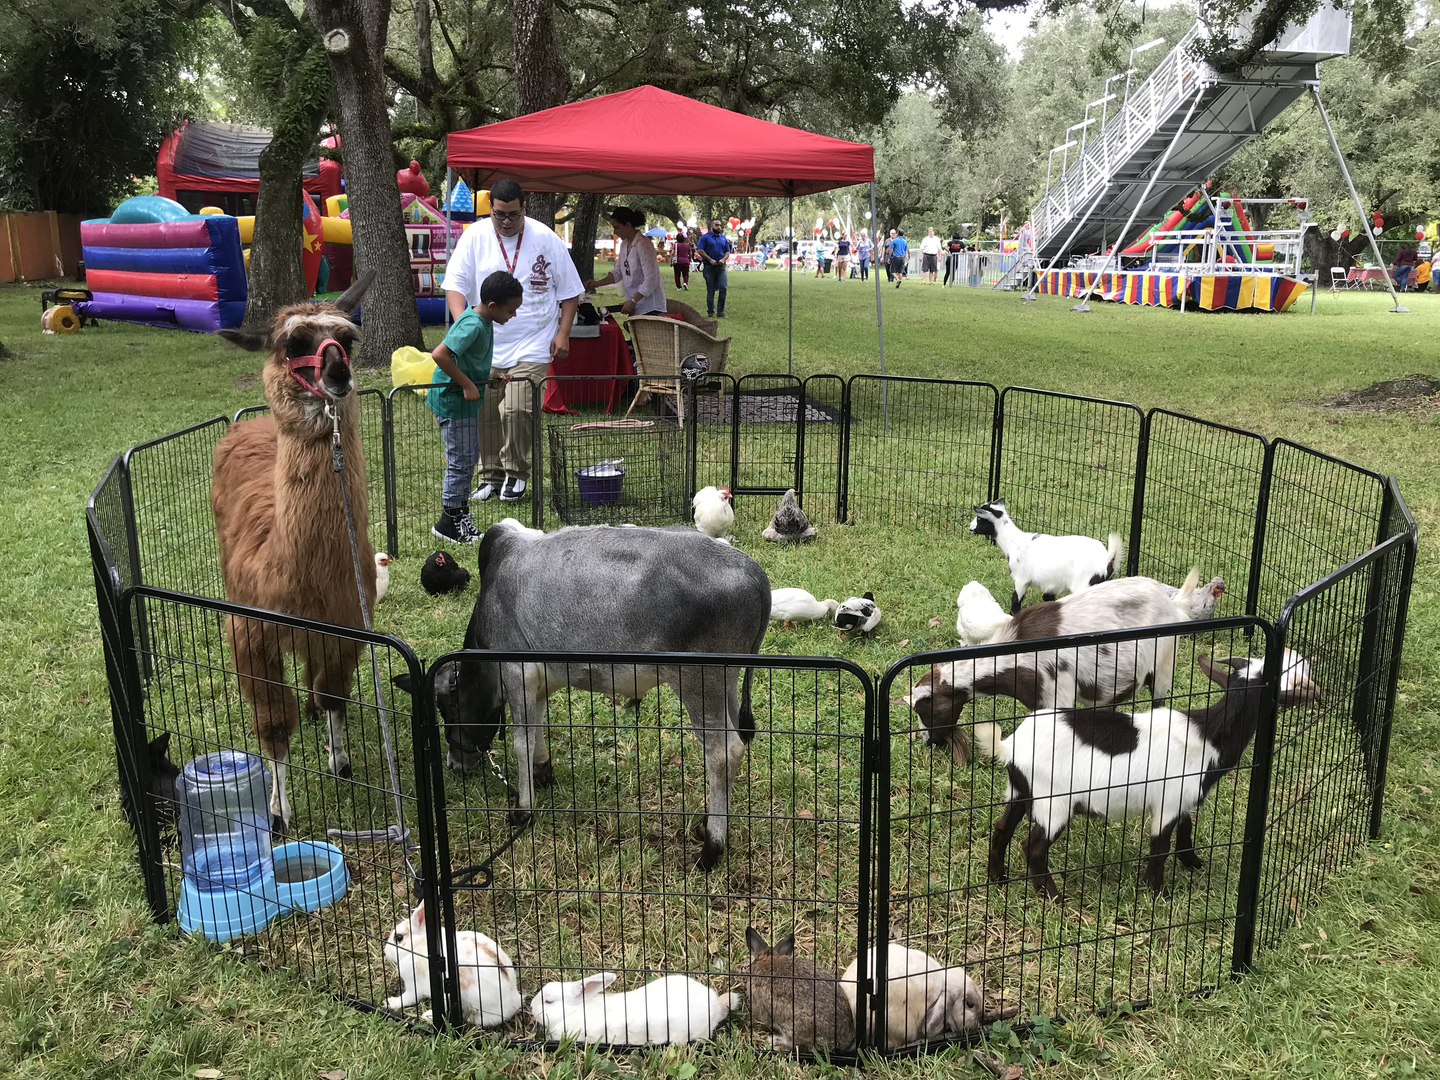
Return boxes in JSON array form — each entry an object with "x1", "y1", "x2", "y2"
[{"x1": 323, "y1": 402, "x2": 417, "y2": 875}]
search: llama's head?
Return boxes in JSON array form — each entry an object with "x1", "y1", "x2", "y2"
[{"x1": 217, "y1": 271, "x2": 375, "y2": 430}]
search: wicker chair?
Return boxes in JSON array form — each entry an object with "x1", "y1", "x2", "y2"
[
  {"x1": 665, "y1": 298, "x2": 719, "y2": 336},
  {"x1": 624, "y1": 315, "x2": 730, "y2": 423}
]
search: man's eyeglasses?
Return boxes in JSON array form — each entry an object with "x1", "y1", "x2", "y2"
[{"x1": 491, "y1": 209, "x2": 524, "y2": 222}]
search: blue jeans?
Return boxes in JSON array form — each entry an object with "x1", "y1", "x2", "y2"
[
  {"x1": 1394, "y1": 265, "x2": 1413, "y2": 291},
  {"x1": 702, "y1": 263, "x2": 728, "y2": 316},
  {"x1": 858, "y1": 256, "x2": 870, "y2": 281},
  {"x1": 436, "y1": 414, "x2": 481, "y2": 507}
]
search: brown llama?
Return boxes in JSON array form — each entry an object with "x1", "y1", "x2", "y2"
[{"x1": 212, "y1": 273, "x2": 376, "y2": 833}]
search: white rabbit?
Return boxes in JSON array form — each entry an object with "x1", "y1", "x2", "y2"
[
  {"x1": 529, "y1": 971, "x2": 740, "y2": 1045},
  {"x1": 840, "y1": 944, "x2": 1017, "y2": 1048},
  {"x1": 382, "y1": 903, "x2": 523, "y2": 1028}
]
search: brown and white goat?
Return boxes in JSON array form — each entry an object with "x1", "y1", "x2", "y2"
[{"x1": 212, "y1": 273, "x2": 376, "y2": 833}]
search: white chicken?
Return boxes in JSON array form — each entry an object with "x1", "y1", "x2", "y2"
[
  {"x1": 834, "y1": 591, "x2": 882, "y2": 637},
  {"x1": 1161, "y1": 575, "x2": 1225, "y2": 618},
  {"x1": 374, "y1": 552, "x2": 392, "y2": 602},
  {"x1": 770, "y1": 588, "x2": 840, "y2": 629},
  {"x1": 956, "y1": 580, "x2": 1011, "y2": 645},
  {"x1": 692, "y1": 485, "x2": 734, "y2": 539}
]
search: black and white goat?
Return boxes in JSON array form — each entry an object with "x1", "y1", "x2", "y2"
[
  {"x1": 898, "y1": 570, "x2": 1200, "y2": 764},
  {"x1": 980, "y1": 649, "x2": 1321, "y2": 899},
  {"x1": 968, "y1": 499, "x2": 1123, "y2": 613}
]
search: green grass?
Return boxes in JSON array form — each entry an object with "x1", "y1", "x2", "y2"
[{"x1": 3, "y1": 275, "x2": 1440, "y2": 1079}]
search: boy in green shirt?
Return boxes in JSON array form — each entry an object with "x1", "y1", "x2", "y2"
[{"x1": 430, "y1": 270, "x2": 525, "y2": 544}]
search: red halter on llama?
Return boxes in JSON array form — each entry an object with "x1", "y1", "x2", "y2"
[{"x1": 212, "y1": 272, "x2": 377, "y2": 833}]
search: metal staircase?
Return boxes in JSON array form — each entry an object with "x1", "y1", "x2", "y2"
[{"x1": 1027, "y1": 10, "x2": 1353, "y2": 264}]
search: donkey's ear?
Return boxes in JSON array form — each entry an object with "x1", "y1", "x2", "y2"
[
  {"x1": 216, "y1": 327, "x2": 270, "y2": 352},
  {"x1": 334, "y1": 269, "x2": 377, "y2": 315}
]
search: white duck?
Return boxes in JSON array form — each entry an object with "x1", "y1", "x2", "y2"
[
  {"x1": 956, "y1": 580, "x2": 1011, "y2": 645},
  {"x1": 770, "y1": 588, "x2": 840, "y2": 629},
  {"x1": 834, "y1": 591, "x2": 881, "y2": 637}
]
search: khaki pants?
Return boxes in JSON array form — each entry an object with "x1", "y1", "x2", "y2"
[{"x1": 478, "y1": 360, "x2": 549, "y2": 486}]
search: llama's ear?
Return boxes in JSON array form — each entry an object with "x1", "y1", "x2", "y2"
[
  {"x1": 334, "y1": 269, "x2": 377, "y2": 315},
  {"x1": 216, "y1": 327, "x2": 270, "y2": 352}
]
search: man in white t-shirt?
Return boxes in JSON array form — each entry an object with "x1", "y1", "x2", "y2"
[
  {"x1": 445, "y1": 178, "x2": 583, "y2": 503},
  {"x1": 919, "y1": 228, "x2": 943, "y2": 284}
]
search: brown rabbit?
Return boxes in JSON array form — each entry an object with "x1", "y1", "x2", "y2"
[{"x1": 744, "y1": 927, "x2": 854, "y2": 1052}]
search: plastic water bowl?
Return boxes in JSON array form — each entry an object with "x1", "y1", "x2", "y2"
[
  {"x1": 575, "y1": 463, "x2": 625, "y2": 506},
  {"x1": 177, "y1": 857, "x2": 281, "y2": 943},
  {"x1": 273, "y1": 840, "x2": 349, "y2": 913}
]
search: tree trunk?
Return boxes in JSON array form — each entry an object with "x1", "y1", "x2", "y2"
[
  {"x1": 306, "y1": 0, "x2": 423, "y2": 366},
  {"x1": 513, "y1": 0, "x2": 571, "y2": 227},
  {"x1": 569, "y1": 193, "x2": 601, "y2": 282},
  {"x1": 1304, "y1": 227, "x2": 1371, "y2": 281},
  {"x1": 243, "y1": 43, "x2": 332, "y2": 329}
]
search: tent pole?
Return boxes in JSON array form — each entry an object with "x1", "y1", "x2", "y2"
[
  {"x1": 787, "y1": 191, "x2": 794, "y2": 376},
  {"x1": 872, "y1": 182, "x2": 888, "y2": 432},
  {"x1": 444, "y1": 167, "x2": 455, "y2": 326}
]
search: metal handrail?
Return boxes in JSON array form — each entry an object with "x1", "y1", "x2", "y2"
[{"x1": 1030, "y1": 24, "x2": 1207, "y2": 252}]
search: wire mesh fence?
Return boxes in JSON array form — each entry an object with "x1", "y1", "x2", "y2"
[
  {"x1": 114, "y1": 585, "x2": 439, "y2": 1015},
  {"x1": 426, "y1": 652, "x2": 873, "y2": 1051},
  {"x1": 88, "y1": 370, "x2": 1417, "y2": 1055},
  {"x1": 878, "y1": 619, "x2": 1276, "y2": 1037},
  {"x1": 844, "y1": 377, "x2": 996, "y2": 529}
]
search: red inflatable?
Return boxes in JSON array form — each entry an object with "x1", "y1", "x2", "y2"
[
  {"x1": 302, "y1": 192, "x2": 323, "y2": 296},
  {"x1": 397, "y1": 160, "x2": 430, "y2": 197}
]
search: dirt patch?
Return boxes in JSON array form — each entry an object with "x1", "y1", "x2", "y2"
[
  {"x1": 1327, "y1": 373, "x2": 1440, "y2": 413},
  {"x1": 234, "y1": 372, "x2": 260, "y2": 390}
]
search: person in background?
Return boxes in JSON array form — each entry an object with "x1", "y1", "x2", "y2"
[
  {"x1": 920, "y1": 227, "x2": 942, "y2": 283},
  {"x1": 696, "y1": 217, "x2": 733, "y2": 318},
  {"x1": 1392, "y1": 244, "x2": 1418, "y2": 291},
  {"x1": 673, "y1": 228, "x2": 692, "y2": 291},
  {"x1": 585, "y1": 206, "x2": 667, "y2": 316},
  {"x1": 427, "y1": 271, "x2": 524, "y2": 543},
  {"x1": 942, "y1": 232, "x2": 966, "y2": 286},
  {"x1": 445, "y1": 177, "x2": 583, "y2": 505},
  {"x1": 890, "y1": 229, "x2": 909, "y2": 288},
  {"x1": 816, "y1": 238, "x2": 830, "y2": 278},
  {"x1": 883, "y1": 230, "x2": 897, "y2": 282},
  {"x1": 835, "y1": 233, "x2": 851, "y2": 282},
  {"x1": 857, "y1": 230, "x2": 873, "y2": 281},
  {"x1": 1414, "y1": 250, "x2": 1432, "y2": 292}
]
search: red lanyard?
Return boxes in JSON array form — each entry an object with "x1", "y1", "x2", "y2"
[{"x1": 495, "y1": 219, "x2": 524, "y2": 275}]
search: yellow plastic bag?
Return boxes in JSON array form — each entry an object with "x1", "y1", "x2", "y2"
[{"x1": 391, "y1": 345, "x2": 435, "y2": 397}]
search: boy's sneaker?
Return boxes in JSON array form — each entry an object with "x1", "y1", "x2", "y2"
[
  {"x1": 470, "y1": 481, "x2": 497, "y2": 502},
  {"x1": 499, "y1": 476, "x2": 527, "y2": 502},
  {"x1": 432, "y1": 507, "x2": 479, "y2": 544}
]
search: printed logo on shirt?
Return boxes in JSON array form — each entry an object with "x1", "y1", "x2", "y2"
[{"x1": 529, "y1": 253, "x2": 552, "y2": 294}]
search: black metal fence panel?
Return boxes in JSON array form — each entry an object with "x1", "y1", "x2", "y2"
[
  {"x1": 425, "y1": 651, "x2": 874, "y2": 1052},
  {"x1": 800, "y1": 375, "x2": 846, "y2": 524},
  {"x1": 877, "y1": 619, "x2": 1274, "y2": 1037},
  {"x1": 123, "y1": 417, "x2": 230, "y2": 600},
  {"x1": 118, "y1": 586, "x2": 440, "y2": 1016},
  {"x1": 544, "y1": 404, "x2": 687, "y2": 527},
  {"x1": 1254, "y1": 532, "x2": 1415, "y2": 951},
  {"x1": 995, "y1": 388, "x2": 1144, "y2": 560},
  {"x1": 844, "y1": 377, "x2": 997, "y2": 529},
  {"x1": 1135, "y1": 411, "x2": 1268, "y2": 615},
  {"x1": 1254, "y1": 440, "x2": 1387, "y2": 623}
]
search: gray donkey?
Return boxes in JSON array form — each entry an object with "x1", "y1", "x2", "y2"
[{"x1": 471, "y1": 520, "x2": 771, "y2": 870}]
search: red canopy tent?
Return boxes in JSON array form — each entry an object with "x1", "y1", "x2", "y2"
[
  {"x1": 445, "y1": 85, "x2": 873, "y2": 197},
  {"x1": 445, "y1": 85, "x2": 883, "y2": 375}
]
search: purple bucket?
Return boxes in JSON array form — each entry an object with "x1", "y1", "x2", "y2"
[{"x1": 575, "y1": 462, "x2": 625, "y2": 506}]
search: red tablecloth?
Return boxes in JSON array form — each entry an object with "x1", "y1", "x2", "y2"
[
  {"x1": 1347, "y1": 267, "x2": 1392, "y2": 286},
  {"x1": 543, "y1": 320, "x2": 634, "y2": 414}
]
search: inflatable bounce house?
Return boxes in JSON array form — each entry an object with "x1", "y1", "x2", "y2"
[
  {"x1": 158, "y1": 121, "x2": 342, "y2": 216},
  {"x1": 76, "y1": 196, "x2": 247, "y2": 331},
  {"x1": 1036, "y1": 185, "x2": 1312, "y2": 313},
  {"x1": 78, "y1": 139, "x2": 488, "y2": 331}
]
